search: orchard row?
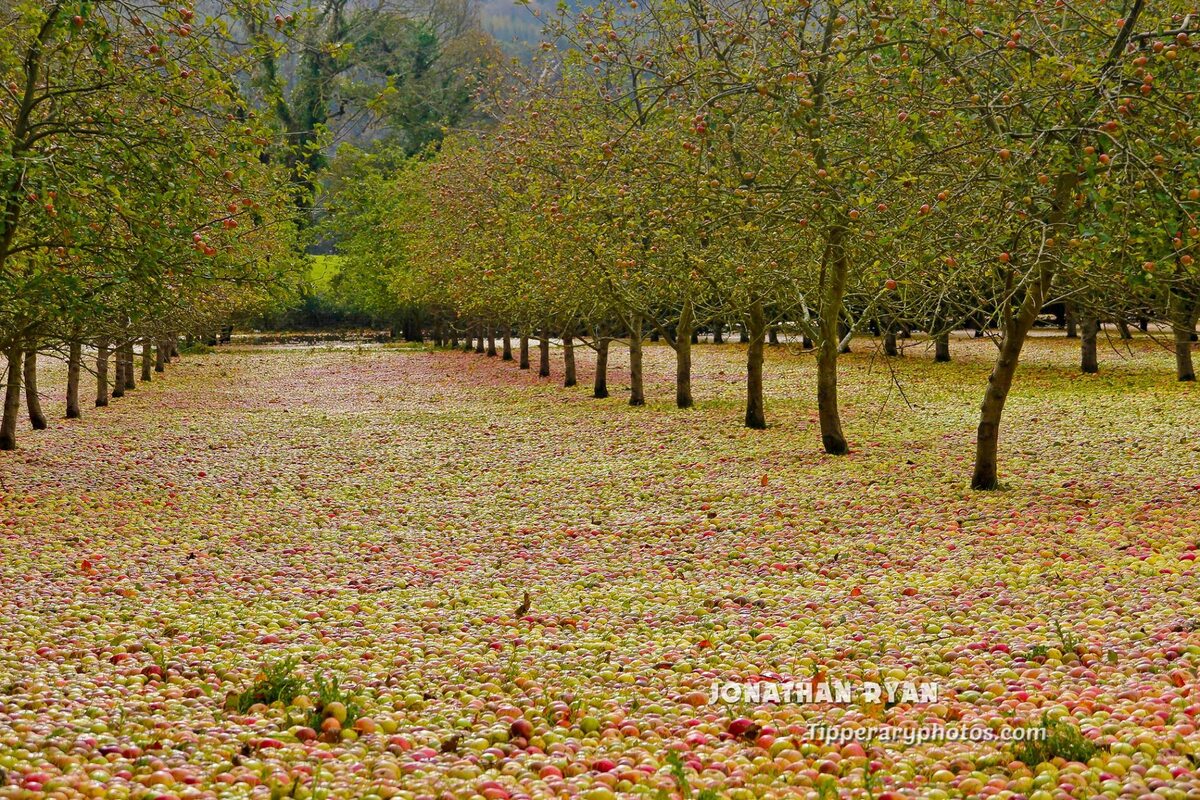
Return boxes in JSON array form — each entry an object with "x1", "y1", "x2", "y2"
[
  {"x1": 0, "y1": 1, "x2": 306, "y2": 451},
  {"x1": 329, "y1": 0, "x2": 1200, "y2": 489}
]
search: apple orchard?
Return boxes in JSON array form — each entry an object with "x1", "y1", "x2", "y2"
[{"x1": 2, "y1": 2, "x2": 1200, "y2": 800}]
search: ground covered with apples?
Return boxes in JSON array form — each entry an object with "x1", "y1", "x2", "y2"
[{"x1": 1, "y1": 337, "x2": 1199, "y2": 800}]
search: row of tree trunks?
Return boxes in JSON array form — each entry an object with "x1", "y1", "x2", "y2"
[{"x1": 1, "y1": 337, "x2": 178, "y2": 451}]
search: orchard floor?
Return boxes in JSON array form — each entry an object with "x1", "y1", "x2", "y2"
[{"x1": 2, "y1": 333, "x2": 1200, "y2": 800}]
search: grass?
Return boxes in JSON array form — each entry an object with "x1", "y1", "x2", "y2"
[{"x1": 308, "y1": 254, "x2": 343, "y2": 293}]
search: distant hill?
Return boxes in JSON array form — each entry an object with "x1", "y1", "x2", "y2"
[{"x1": 480, "y1": 0, "x2": 575, "y2": 58}]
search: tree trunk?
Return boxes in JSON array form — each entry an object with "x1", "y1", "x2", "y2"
[
  {"x1": 802, "y1": 335, "x2": 814, "y2": 350},
  {"x1": 972, "y1": 171, "x2": 1076, "y2": 489},
  {"x1": 883, "y1": 329, "x2": 899, "y2": 357},
  {"x1": 96, "y1": 339, "x2": 110, "y2": 407},
  {"x1": 486, "y1": 326, "x2": 497, "y2": 357},
  {"x1": 141, "y1": 337, "x2": 152, "y2": 382},
  {"x1": 474, "y1": 326, "x2": 485, "y2": 354},
  {"x1": 712, "y1": 322, "x2": 724, "y2": 344},
  {"x1": 738, "y1": 325, "x2": 748, "y2": 344},
  {"x1": 155, "y1": 339, "x2": 166, "y2": 372},
  {"x1": 629, "y1": 316, "x2": 645, "y2": 406},
  {"x1": 449, "y1": 332, "x2": 459, "y2": 350},
  {"x1": 768, "y1": 326, "x2": 780, "y2": 346},
  {"x1": 122, "y1": 342, "x2": 135, "y2": 390},
  {"x1": 24, "y1": 348, "x2": 46, "y2": 430},
  {"x1": 538, "y1": 329, "x2": 550, "y2": 377},
  {"x1": 66, "y1": 341, "x2": 82, "y2": 419},
  {"x1": 818, "y1": 226, "x2": 850, "y2": 455},
  {"x1": 972, "y1": 321, "x2": 1034, "y2": 489},
  {"x1": 1173, "y1": 298, "x2": 1197, "y2": 382},
  {"x1": 1065, "y1": 303, "x2": 1078, "y2": 338},
  {"x1": 745, "y1": 299, "x2": 767, "y2": 429},
  {"x1": 112, "y1": 343, "x2": 125, "y2": 399},
  {"x1": 675, "y1": 300, "x2": 694, "y2": 409},
  {"x1": 169, "y1": 335, "x2": 179, "y2": 359},
  {"x1": 934, "y1": 332, "x2": 951, "y2": 363},
  {"x1": 838, "y1": 321, "x2": 852, "y2": 354},
  {"x1": 502, "y1": 327, "x2": 513, "y2": 361},
  {"x1": 0, "y1": 346, "x2": 20, "y2": 450},
  {"x1": 593, "y1": 337, "x2": 610, "y2": 399},
  {"x1": 1081, "y1": 315, "x2": 1099, "y2": 374},
  {"x1": 1117, "y1": 319, "x2": 1132, "y2": 340},
  {"x1": 563, "y1": 330, "x2": 576, "y2": 387},
  {"x1": 519, "y1": 333, "x2": 530, "y2": 370}
]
